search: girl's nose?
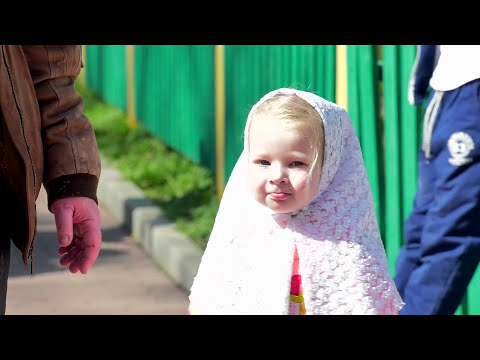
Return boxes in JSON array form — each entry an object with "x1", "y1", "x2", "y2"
[{"x1": 269, "y1": 164, "x2": 287, "y2": 185}]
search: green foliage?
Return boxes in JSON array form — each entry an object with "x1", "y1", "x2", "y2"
[{"x1": 76, "y1": 82, "x2": 217, "y2": 250}]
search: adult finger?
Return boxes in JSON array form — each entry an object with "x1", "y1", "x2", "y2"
[
  {"x1": 69, "y1": 260, "x2": 80, "y2": 274},
  {"x1": 77, "y1": 227, "x2": 102, "y2": 274},
  {"x1": 51, "y1": 200, "x2": 74, "y2": 247},
  {"x1": 60, "y1": 245, "x2": 82, "y2": 267}
]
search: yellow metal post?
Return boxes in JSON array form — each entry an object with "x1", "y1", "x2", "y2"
[
  {"x1": 126, "y1": 45, "x2": 138, "y2": 129},
  {"x1": 215, "y1": 45, "x2": 226, "y2": 200},
  {"x1": 335, "y1": 45, "x2": 348, "y2": 111}
]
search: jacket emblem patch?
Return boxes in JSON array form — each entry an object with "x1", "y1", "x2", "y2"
[{"x1": 448, "y1": 132, "x2": 475, "y2": 166}]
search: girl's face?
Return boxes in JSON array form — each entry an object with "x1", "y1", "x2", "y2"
[{"x1": 248, "y1": 117, "x2": 322, "y2": 214}]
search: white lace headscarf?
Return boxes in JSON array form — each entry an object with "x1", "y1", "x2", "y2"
[{"x1": 189, "y1": 88, "x2": 404, "y2": 315}]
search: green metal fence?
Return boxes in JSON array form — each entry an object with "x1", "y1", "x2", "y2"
[
  {"x1": 381, "y1": 45, "x2": 423, "y2": 273},
  {"x1": 346, "y1": 45, "x2": 384, "y2": 237},
  {"x1": 132, "y1": 45, "x2": 216, "y2": 171},
  {"x1": 224, "y1": 45, "x2": 336, "y2": 179},
  {"x1": 85, "y1": 45, "x2": 127, "y2": 111},
  {"x1": 82, "y1": 44, "x2": 480, "y2": 314}
]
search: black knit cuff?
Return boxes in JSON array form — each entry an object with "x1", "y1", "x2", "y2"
[{"x1": 46, "y1": 173, "x2": 99, "y2": 212}]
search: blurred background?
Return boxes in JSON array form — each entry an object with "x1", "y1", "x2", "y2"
[{"x1": 77, "y1": 45, "x2": 480, "y2": 315}]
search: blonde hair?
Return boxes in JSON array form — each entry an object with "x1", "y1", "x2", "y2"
[{"x1": 248, "y1": 93, "x2": 325, "y2": 178}]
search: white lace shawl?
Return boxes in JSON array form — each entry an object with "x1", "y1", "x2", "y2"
[{"x1": 189, "y1": 88, "x2": 404, "y2": 315}]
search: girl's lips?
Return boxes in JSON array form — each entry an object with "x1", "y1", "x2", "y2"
[{"x1": 269, "y1": 192, "x2": 291, "y2": 200}]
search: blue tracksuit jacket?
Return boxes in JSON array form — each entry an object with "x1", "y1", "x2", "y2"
[{"x1": 394, "y1": 45, "x2": 480, "y2": 314}]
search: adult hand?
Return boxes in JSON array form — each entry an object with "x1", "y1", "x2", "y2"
[{"x1": 50, "y1": 197, "x2": 102, "y2": 274}]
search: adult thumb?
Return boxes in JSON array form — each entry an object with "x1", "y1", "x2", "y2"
[{"x1": 51, "y1": 199, "x2": 75, "y2": 247}]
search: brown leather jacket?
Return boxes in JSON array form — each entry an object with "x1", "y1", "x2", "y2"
[{"x1": 0, "y1": 45, "x2": 101, "y2": 266}]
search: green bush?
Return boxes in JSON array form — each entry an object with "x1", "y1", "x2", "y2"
[{"x1": 76, "y1": 82, "x2": 217, "y2": 250}]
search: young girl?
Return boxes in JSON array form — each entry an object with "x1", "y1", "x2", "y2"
[{"x1": 188, "y1": 88, "x2": 404, "y2": 315}]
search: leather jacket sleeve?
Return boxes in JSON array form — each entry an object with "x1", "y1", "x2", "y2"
[{"x1": 21, "y1": 45, "x2": 101, "y2": 209}]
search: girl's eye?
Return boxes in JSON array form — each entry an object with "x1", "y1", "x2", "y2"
[
  {"x1": 260, "y1": 160, "x2": 270, "y2": 166},
  {"x1": 291, "y1": 161, "x2": 305, "y2": 167}
]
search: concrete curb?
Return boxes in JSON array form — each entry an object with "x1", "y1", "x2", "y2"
[{"x1": 97, "y1": 155, "x2": 203, "y2": 292}]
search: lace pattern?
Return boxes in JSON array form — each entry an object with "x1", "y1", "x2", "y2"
[{"x1": 189, "y1": 88, "x2": 404, "y2": 315}]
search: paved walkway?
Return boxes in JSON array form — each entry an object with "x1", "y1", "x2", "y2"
[{"x1": 5, "y1": 187, "x2": 190, "y2": 315}]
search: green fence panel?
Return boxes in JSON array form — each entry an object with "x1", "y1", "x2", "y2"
[
  {"x1": 85, "y1": 45, "x2": 126, "y2": 111},
  {"x1": 85, "y1": 45, "x2": 102, "y2": 94},
  {"x1": 224, "y1": 45, "x2": 336, "y2": 181},
  {"x1": 382, "y1": 45, "x2": 423, "y2": 274},
  {"x1": 382, "y1": 45, "x2": 404, "y2": 273},
  {"x1": 399, "y1": 46, "x2": 422, "y2": 222},
  {"x1": 347, "y1": 45, "x2": 384, "y2": 238},
  {"x1": 466, "y1": 268, "x2": 480, "y2": 314},
  {"x1": 133, "y1": 45, "x2": 216, "y2": 172},
  {"x1": 102, "y1": 45, "x2": 127, "y2": 111},
  {"x1": 101, "y1": 45, "x2": 126, "y2": 111}
]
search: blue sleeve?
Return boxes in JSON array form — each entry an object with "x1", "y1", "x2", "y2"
[{"x1": 408, "y1": 45, "x2": 438, "y2": 105}]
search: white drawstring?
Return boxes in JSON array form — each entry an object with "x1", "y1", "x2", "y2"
[{"x1": 422, "y1": 91, "x2": 444, "y2": 160}]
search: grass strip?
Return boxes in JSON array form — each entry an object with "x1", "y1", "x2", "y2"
[{"x1": 76, "y1": 83, "x2": 217, "y2": 250}]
